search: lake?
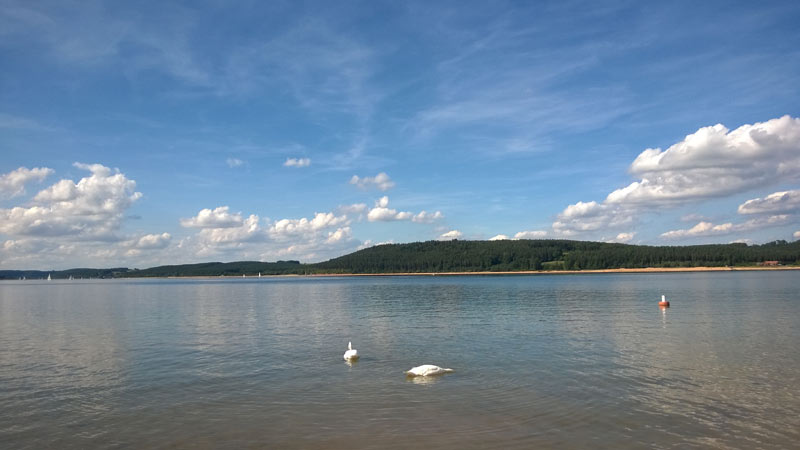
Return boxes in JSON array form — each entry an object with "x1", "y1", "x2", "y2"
[{"x1": 1, "y1": 272, "x2": 799, "y2": 449}]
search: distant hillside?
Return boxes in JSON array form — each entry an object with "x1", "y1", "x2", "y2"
[
  {"x1": 120, "y1": 260, "x2": 304, "y2": 277},
  {"x1": 0, "y1": 268, "x2": 129, "y2": 280},
  {"x1": 312, "y1": 239, "x2": 800, "y2": 273},
  {"x1": 2, "y1": 240, "x2": 798, "y2": 279}
]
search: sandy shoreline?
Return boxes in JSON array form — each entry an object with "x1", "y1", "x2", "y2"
[
  {"x1": 156, "y1": 265, "x2": 800, "y2": 279},
  {"x1": 305, "y1": 266, "x2": 800, "y2": 277}
]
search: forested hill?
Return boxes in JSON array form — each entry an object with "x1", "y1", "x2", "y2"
[
  {"x1": 1, "y1": 240, "x2": 799, "y2": 279},
  {"x1": 312, "y1": 239, "x2": 800, "y2": 273},
  {"x1": 0, "y1": 268, "x2": 128, "y2": 280},
  {"x1": 121, "y1": 261, "x2": 304, "y2": 278}
]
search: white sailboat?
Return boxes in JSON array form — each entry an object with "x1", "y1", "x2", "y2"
[{"x1": 47, "y1": 273, "x2": 51, "y2": 281}]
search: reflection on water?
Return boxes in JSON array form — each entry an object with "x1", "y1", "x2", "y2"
[{"x1": 1, "y1": 272, "x2": 799, "y2": 449}]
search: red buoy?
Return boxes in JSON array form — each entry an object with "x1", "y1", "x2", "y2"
[{"x1": 658, "y1": 294, "x2": 670, "y2": 308}]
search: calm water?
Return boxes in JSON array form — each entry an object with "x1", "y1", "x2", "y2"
[{"x1": 1, "y1": 272, "x2": 799, "y2": 449}]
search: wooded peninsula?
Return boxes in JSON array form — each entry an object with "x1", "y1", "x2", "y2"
[{"x1": 2, "y1": 239, "x2": 799, "y2": 279}]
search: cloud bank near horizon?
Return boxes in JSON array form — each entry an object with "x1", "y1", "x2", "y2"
[{"x1": 2, "y1": 114, "x2": 800, "y2": 269}]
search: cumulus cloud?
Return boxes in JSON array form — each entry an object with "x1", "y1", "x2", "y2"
[
  {"x1": 366, "y1": 196, "x2": 443, "y2": 223},
  {"x1": 284, "y1": 157, "x2": 311, "y2": 168},
  {"x1": 349, "y1": 172, "x2": 395, "y2": 191},
  {"x1": 367, "y1": 196, "x2": 405, "y2": 221},
  {"x1": 1, "y1": 231, "x2": 172, "y2": 267},
  {"x1": 661, "y1": 215, "x2": 790, "y2": 239},
  {"x1": 226, "y1": 158, "x2": 244, "y2": 168},
  {"x1": 174, "y1": 205, "x2": 360, "y2": 264},
  {"x1": 131, "y1": 232, "x2": 172, "y2": 249},
  {"x1": 794, "y1": 231, "x2": 800, "y2": 239},
  {"x1": 196, "y1": 214, "x2": 262, "y2": 244},
  {"x1": 119, "y1": 232, "x2": 172, "y2": 254},
  {"x1": 268, "y1": 212, "x2": 349, "y2": 238},
  {"x1": 661, "y1": 221, "x2": 733, "y2": 239},
  {"x1": 368, "y1": 208, "x2": 410, "y2": 222},
  {"x1": 180, "y1": 206, "x2": 244, "y2": 228},
  {"x1": 0, "y1": 166, "x2": 54, "y2": 198},
  {"x1": 608, "y1": 116, "x2": 800, "y2": 205},
  {"x1": 0, "y1": 163, "x2": 141, "y2": 239},
  {"x1": 552, "y1": 201, "x2": 632, "y2": 235},
  {"x1": 325, "y1": 227, "x2": 351, "y2": 244},
  {"x1": 550, "y1": 116, "x2": 800, "y2": 238},
  {"x1": 439, "y1": 230, "x2": 462, "y2": 240},
  {"x1": 513, "y1": 230, "x2": 549, "y2": 239},
  {"x1": 612, "y1": 232, "x2": 635, "y2": 243},
  {"x1": 738, "y1": 190, "x2": 800, "y2": 215},
  {"x1": 489, "y1": 234, "x2": 509, "y2": 240},
  {"x1": 411, "y1": 210, "x2": 444, "y2": 223}
]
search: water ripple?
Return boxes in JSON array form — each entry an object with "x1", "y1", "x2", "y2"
[{"x1": 1, "y1": 273, "x2": 799, "y2": 449}]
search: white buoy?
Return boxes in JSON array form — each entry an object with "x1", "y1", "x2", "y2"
[
  {"x1": 405, "y1": 364, "x2": 454, "y2": 377},
  {"x1": 343, "y1": 341, "x2": 359, "y2": 361},
  {"x1": 659, "y1": 295, "x2": 670, "y2": 307}
]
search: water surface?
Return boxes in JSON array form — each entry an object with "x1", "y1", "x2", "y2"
[{"x1": 1, "y1": 272, "x2": 798, "y2": 449}]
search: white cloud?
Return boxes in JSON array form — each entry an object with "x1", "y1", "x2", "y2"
[
  {"x1": 284, "y1": 157, "x2": 311, "y2": 168},
  {"x1": 513, "y1": 230, "x2": 549, "y2": 239},
  {"x1": 269, "y1": 212, "x2": 349, "y2": 238},
  {"x1": 661, "y1": 221, "x2": 733, "y2": 239},
  {"x1": 0, "y1": 163, "x2": 141, "y2": 239},
  {"x1": 180, "y1": 206, "x2": 243, "y2": 228},
  {"x1": 794, "y1": 231, "x2": 800, "y2": 239},
  {"x1": 325, "y1": 227, "x2": 351, "y2": 244},
  {"x1": 367, "y1": 196, "x2": 408, "y2": 221},
  {"x1": 0, "y1": 166, "x2": 54, "y2": 198},
  {"x1": 411, "y1": 210, "x2": 444, "y2": 223},
  {"x1": 368, "y1": 207, "x2": 411, "y2": 222},
  {"x1": 552, "y1": 201, "x2": 632, "y2": 235},
  {"x1": 173, "y1": 205, "x2": 360, "y2": 264},
  {"x1": 550, "y1": 116, "x2": 800, "y2": 238},
  {"x1": 489, "y1": 234, "x2": 509, "y2": 241},
  {"x1": 226, "y1": 158, "x2": 244, "y2": 168},
  {"x1": 196, "y1": 214, "x2": 262, "y2": 244},
  {"x1": 349, "y1": 172, "x2": 395, "y2": 191},
  {"x1": 0, "y1": 164, "x2": 173, "y2": 268},
  {"x1": 119, "y1": 233, "x2": 172, "y2": 253},
  {"x1": 607, "y1": 116, "x2": 800, "y2": 206},
  {"x1": 612, "y1": 232, "x2": 635, "y2": 243},
  {"x1": 661, "y1": 215, "x2": 790, "y2": 239},
  {"x1": 366, "y1": 196, "x2": 443, "y2": 223},
  {"x1": 129, "y1": 232, "x2": 172, "y2": 249},
  {"x1": 439, "y1": 230, "x2": 462, "y2": 240},
  {"x1": 738, "y1": 190, "x2": 800, "y2": 215},
  {"x1": 0, "y1": 230, "x2": 170, "y2": 268}
]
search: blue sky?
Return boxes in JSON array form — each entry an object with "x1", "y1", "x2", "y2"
[{"x1": 1, "y1": 0, "x2": 800, "y2": 269}]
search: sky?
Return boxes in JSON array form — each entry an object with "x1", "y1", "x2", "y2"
[{"x1": 1, "y1": 0, "x2": 800, "y2": 269}]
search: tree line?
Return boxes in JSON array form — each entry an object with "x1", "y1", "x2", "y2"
[
  {"x1": 313, "y1": 239, "x2": 800, "y2": 273},
  {"x1": 2, "y1": 240, "x2": 798, "y2": 279}
]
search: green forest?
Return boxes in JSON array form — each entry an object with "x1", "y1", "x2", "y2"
[
  {"x1": 2, "y1": 239, "x2": 799, "y2": 279},
  {"x1": 312, "y1": 239, "x2": 800, "y2": 273}
]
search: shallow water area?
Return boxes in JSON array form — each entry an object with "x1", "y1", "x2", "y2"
[{"x1": 1, "y1": 272, "x2": 799, "y2": 449}]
